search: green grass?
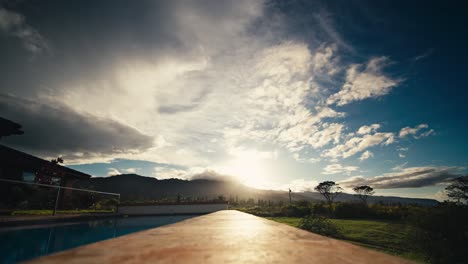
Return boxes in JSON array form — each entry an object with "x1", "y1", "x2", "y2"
[
  {"x1": 267, "y1": 217, "x2": 424, "y2": 262},
  {"x1": 11, "y1": 209, "x2": 114, "y2": 215}
]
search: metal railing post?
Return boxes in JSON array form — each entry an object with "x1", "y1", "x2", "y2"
[
  {"x1": 53, "y1": 186, "x2": 61, "y2": 216},
  {"x1": 115, "y1": 194, "x2": 120, "y2": 215}
]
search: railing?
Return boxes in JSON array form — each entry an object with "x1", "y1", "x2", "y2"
[{"x1": 0, "y1": 178, "x2": 120, "y2": 216}]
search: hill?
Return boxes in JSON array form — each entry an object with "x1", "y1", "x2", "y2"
[{"x1": 76, "y1": 174, "x2": 438, "y2": 206}]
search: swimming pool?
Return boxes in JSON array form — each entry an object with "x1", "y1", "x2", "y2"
[{"x1": 0, "y1": 215, "x2": 196, "y2": 263}]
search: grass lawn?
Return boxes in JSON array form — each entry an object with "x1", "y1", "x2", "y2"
[
  {"x1": 266, "y1": 217, "x2": 424, "y2": 262},
  {"x1": 11, "y1": 209, "x2": 114, "y2": 215}
]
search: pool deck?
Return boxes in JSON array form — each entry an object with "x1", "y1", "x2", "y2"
[{"x1": 28, "y1": 210, "x2": 413, "y2": 264}]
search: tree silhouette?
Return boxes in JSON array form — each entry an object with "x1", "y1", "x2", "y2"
[
  {"x1": 353, "y1": 185, "x2": 375, "y2": 205},
  {"x1": 445, "y1": 176, "x2": 468, "y2": 204},
  {"x1": 314, "y1": 181, "x2": 343, "y2": 205},
  {"x1": 50, "y1": 157, "x2": 64, "y2": 164}
]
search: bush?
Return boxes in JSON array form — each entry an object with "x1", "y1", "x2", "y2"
[
  {"x1": 409, "y1": 204, "x2": 468, "y2": 263},
  {"x1": 311, "y1": 203, "x2": 330, "y2": 216},
  {"x1": 300, "y1": 215, "x2": 341, "y2": 238},
  {"x1": 334, "y1": 202, "x2": 371, "y2": 219},
  {"x1": 280, "y1": 204, "x2": 311, "y2": 217}
]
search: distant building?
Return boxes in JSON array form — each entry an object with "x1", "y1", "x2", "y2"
[
  {"x1": 0, "y1": 117, "x2": 24, "y2": 139},
  {"x1": 0, "y1": 144, "x2": 91, "y2": 208}
]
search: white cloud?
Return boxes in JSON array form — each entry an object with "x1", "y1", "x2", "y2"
[
  {"x1": 340, "y1": 166, "x2": 465, "y2": 189},
  {"x1": 392, "y1": 162, "x2": 408, "y2": 171},
  {"x1": 293, "y1": 153, "x2": 321, "y2": 163},
  {"x1": 415, "y1": 129, "x2": 435, "y2": 139},
  {"x1": 359, "y1": 150, "x2": 373, "y2": 161},
  {"x1": 399, "y1": 153, "x2": 406, "y2": 158},
  {"x1": 107, "y1": 168, "x2": 121, "y2": 176},
  {"x1": 399, "y1": 124, "x2": 434, "y2": 140},
  {"x1": 107, "y1": 167, "x2": 138, "y2": 175},
  {"x1": 399, "y1": 124, "x2": 429, "y2": 138},
  {"x1": 153, "y1": 167, "x2": 190, "y2": 180},
  {"x1": 123, "y1": 168, "x2": 138, "y2": 173},
  {"x1": 322, "y1": 163, "x2": 359, "y2": 175},
  {"x1": 327, "y1": 57, "x2": 400, "y2": 106},
  {"x1": 278, "y1": 179, "x2": 319, "y2": 192},
  {"x1": 357, "y1": 124, "x2": 380, "y2": 135},
  {"x1": 1, "y1": 1, "x2": 438, "y2": 193},
  {"x1": 0, "y1": 8, "x2": 49, "y2": 53},
  {"x1": 322, "y1": 132, "x2": 395, "y2": 159}
]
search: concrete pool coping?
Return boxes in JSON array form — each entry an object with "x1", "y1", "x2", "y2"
[
  {"x1": 27, "y1": 210, "x2": 414, "y2": 264},
  {"x1": 0, "y1": 214, "x2": 118, "y2": 228}
]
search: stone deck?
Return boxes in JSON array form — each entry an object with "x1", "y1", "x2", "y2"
[{"x1": 28, "y1": 210, "x2": 412, "y2": 264}]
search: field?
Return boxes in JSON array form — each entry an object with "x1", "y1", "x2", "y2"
[{"x1": 266, "y1": 217, "x2": 423, "y2": 262}]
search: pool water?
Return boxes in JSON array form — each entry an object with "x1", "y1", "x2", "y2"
[{"x1": 0, "y1": 215, "x2": 196, "y2": 263}]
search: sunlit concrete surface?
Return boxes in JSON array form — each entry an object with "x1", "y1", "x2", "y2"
[{"x1": 28, "y1": 210, "x2": 412, "y2": 264}]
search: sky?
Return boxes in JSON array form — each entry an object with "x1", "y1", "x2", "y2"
[{"x1": 1, "y1": 0, "x2": 467, "y2": 200}]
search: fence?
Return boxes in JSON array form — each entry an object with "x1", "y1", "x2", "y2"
[{"x1": 0, "y1": 178, "x2": 120, "y2": 216}]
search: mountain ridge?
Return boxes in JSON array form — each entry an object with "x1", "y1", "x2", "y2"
[{"x1": 76, "y1": 174, "x2": 438, "y2": 206}]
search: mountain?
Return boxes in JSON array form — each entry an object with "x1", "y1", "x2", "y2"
[
  {"x1": 76, "y1": 174, "x2": 438, "y2": 206},
  {"x1": 75, "y1": 174, "x2": 291, "y2": 202},
  {"x1": 298, "y1": 191, "x2": 439, "y2": 207}
]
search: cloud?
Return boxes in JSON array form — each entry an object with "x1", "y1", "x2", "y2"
[
  {"x1": 416, "y1": 129, "x2": 435, "y2": 139},
  {"x1": 399, "y1": 124, "x2": 434, "y2": 138},
  {"x1": 123, "y1": 168, "x2": 138, "y2": 173},
  {"x1": 327, "y1": 57, "x2": 400, "y2": 106},
  {"x1": 107, "y1": 168, "x2": 121, "y2": 176},
  {"x1": 392, "y1": 162, "x2": 408, "y2": 171},
  {"x1": 314, "y1": 11, "x2": 354, "y2": 53},
  {"x1": 322, "y1": 131, "x2": 395, "y2": 159},
  {"x1": 413, "y1": 49, "x2": 434, "y2": 62},
  {"x1": 322, "y1": 163, "x2": 359, "y2": 175},
  {"x1": 0, "y1": 0, "x2": 437, "y2": 192},
  {"x1": 340, "y1": 166, "x2": 466, "y2": 189},
  {"x1": 0, "y1": 8, "x2": 49, "y2": 53},
  {"x1": 359, "y1": 150, "x2": 373, "y2": 161},
  {"x1": 153, "y1": 167, "x2": 191, "y2": 180},
  {"x1": 399, "y1": 153, "x2": 406, "y2": 158},
  {"x1": 190, "y1": 170, "x2": 238, "y2": 182},
  {"x1": 0, "y1": 94, "x2": 153, "y2": 163},
  {"x1": 278, "y1": 179, "x2": 319, "y2": 192},
  {"x1": 357, "y1": 124, "x2": 380, "y2": 135},
  {"x1": 293, "y1": 153, "x2": 321, "y2": 163}
]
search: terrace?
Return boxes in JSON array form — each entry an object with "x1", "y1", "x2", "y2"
[{"x1": 28, "y1": 210, "x2": 412, "y2": 264}]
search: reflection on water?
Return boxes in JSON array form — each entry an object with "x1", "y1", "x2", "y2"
[{"x1": 0, "y1": 215, "x2": 195, "y2": 263}]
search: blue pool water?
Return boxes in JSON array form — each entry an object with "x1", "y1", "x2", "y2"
[{"x1": 0, "y1": 215, "x2": 196, "y2": 263}]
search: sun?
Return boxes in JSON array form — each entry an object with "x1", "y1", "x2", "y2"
[{"x1": 222, "y1": 150, "x2": 270, "y2": 189}]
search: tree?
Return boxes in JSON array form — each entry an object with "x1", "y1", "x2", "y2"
[
  {"x1": 445, "y1": 176, "x2": 468, "y2": 204},
  {"x1": 314, "y1": 181, "x2": 343, "y2": 205},
  {"x1": 353, "y1": 185, "x2": 375, "y2": 205},
  {"x1": 51, "y1": 157, "x2": 64, "y2": 164}
]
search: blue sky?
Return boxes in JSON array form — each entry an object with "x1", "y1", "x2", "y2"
[{"x1": 1, "y1": 0, "x2": 467, "y2": 199}]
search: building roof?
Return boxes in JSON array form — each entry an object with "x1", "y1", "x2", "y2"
[
  {"x1": 0, "y1": 117, "x2": 24, "y2": 138},
  {"x1": 0, "y1": 144, "x2": 91, "y2": 180}
]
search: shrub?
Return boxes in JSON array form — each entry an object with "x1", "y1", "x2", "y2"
[
  {"x1": 311, "y1": 203, "x2": 329, "y2": 216},
  {"x1": 409, "y1": 204, "x2": 468, "y2": 263},
  {"x1": 280, "y1": 204, "x2": 311, "y2": 217},
  {"x1": 334, "y1": 202, "x2": 371, "y2": 219},
  {"x1": 300, "y1": 215, "x2": 341, "y2": 238}
]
